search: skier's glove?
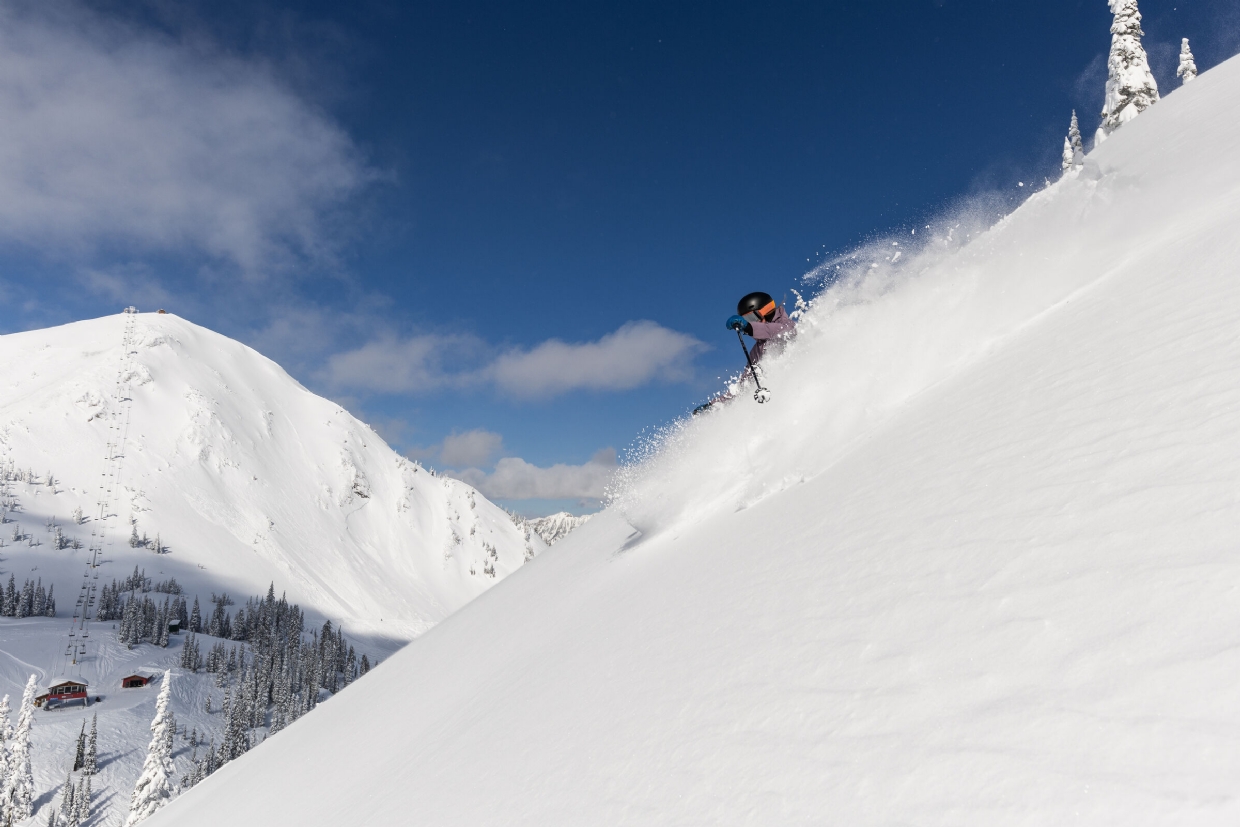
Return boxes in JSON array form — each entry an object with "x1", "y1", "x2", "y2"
[{"x1": 726, "y1": 315, "x2": 752, "y2": 335}]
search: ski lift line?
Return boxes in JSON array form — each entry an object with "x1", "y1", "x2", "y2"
[{"x1": 56, "y1": 312, "x2": 137, "y2": 678}]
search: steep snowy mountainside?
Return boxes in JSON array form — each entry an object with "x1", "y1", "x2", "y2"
[
  {"x1": 526, "y1": 512, "x2": 591, "y2": 545},
  {"x1": 0, "y1": 313, "x2": 546, "y2": 642},
  {"x1": 151, "y1": 54, "x2": 1240, "y2": 827}
]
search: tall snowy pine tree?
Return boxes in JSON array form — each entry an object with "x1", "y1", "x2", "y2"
[
  {"x1": 0, "y1": 694, "x2": 11, "y2": 796},
  {"x1": 0, "y1": 675, "x2": 38, "y2": 823},
  {"x1": 58, "y1": 773, "x2": 75, "y2": 824},
  {"x1": 123, "y1": 671, "x2": 176, "y2": 826},
  {"x1": 75, "y1": 773, "x2": 91, "y2": 825},
  {"x1": 1068, "y1": 111, "x2": 1084, "y2": 167},
  {"x1": 85, "y1": 713, "x2": 98, "y2": 776},
  {"x1": 1097, "y1": 0, "x2": 1159, "y2": 144},
  {"x1": 1178, "y1": 38, "x2": 1198, "y2": 84},
  {"x1": 73, "y1": 721, "x2": 86, "y2": 771}
]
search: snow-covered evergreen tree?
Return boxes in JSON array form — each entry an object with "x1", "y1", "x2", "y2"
[
  {"x1": 164, "y1": 707, "x2": 176, "y2": 758},
  {"x1": 0, "y1": 697, "x2": 11, "y2": 745},
  {"x1": 1069, "y1": 110, "x2": 1084, "y2": 163},
  {"x1": 157, "y1": 600, "x2": 170, "y2": 648},
  {"x1": 123, "y1": 671, "x2": 176, "y2": 826},
  {"x1": 58, "y1": 773, "x2": 75, "y2": 824},
  {"x1": 85, "y1": 713, "x2": 98, "y2": 776},
  {"x1": 180, "y1": 632, "x2": 202, "y2": 671},
  {"x1": 1178, "y1": 38, "x2": 1198, "y2": 84},
  {"x1": 73, "y1": 721, "x2": 86, "y2": 771},
  {"x1": 0, "y1": 694, "x2": 11, "y2": 794},
  {"x1": 16, "y1": 579, "x2": 31, "y2": 617},
  {"x1": 1097, "y1": 0, "x2": 1159, "y2": 144},
  {"x1": 0, "y1": 675, "x2": 38, "y2": 823},
  {"x1": 75, "y1": 773, "x2": 91, "y2": 825}
]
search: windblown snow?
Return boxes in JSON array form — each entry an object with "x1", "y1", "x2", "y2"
[
  {"x1": 125, "y1": 49, "x2": 1240, "y2": 827},
  {"x1": 0, "y1": 313, "x2": 545, "y2": 643}
]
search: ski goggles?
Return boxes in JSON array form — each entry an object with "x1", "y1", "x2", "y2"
[{"x1": 743, "y1": 300, "x2": 776, "y2": 324}]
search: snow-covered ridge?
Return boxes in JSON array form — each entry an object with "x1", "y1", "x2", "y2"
[
  {"x1": 525, "y1": 512, "x2": 591, "y2": 546},
  {"x1": 0, "y1": 313, "x2": 547, "y2": 642},
  {"x1": 146, "y1": 52, "x2": 1240, "y2": 826}
]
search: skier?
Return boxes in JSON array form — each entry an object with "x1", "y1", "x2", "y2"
[
  {"x1": 726, "y1": 291, "x2": 796, "y2": 364},
  {"x1": 695, "y1": 292, "x2": 796, "y2": 414}
]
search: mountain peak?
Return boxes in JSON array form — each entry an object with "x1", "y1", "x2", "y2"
[{"x1": 0, "y1": 311, "x2": 545, "y2": 642}]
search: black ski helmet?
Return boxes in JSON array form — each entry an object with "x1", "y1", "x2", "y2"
[{"x1": 737, "y1": 291, "x2": 777, "y2": 322}]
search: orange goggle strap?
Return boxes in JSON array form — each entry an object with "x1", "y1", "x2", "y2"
[{"x1": 745, "y1": 300, "x2": 777, "y2": 323}]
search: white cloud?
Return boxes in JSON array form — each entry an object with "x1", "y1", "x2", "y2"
[
  {"x1": 323, "y1": 321, "x2": 706, "y2": 398},
  {"x1": 486, "y1": 321, "x2": 706, "y2": 397},
  {"x1": 453, "y1": 448, "x2": 618, "y2": 500},
  {"x1": 317, "y1": 333, "x2": 483, "y2": 394},
  {"x1": 0, "y1": 2, "x2": 374, "y2": 272},
  {"x1": 79, "y1": 263, "x2": 177, "y2": 309},
  {"x1": 439, "y1": 429, "x2": 504, "y2": 468}
]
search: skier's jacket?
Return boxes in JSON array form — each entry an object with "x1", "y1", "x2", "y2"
[{"x1": 748, "y1": 305, "x2": 796, "y2": 363}]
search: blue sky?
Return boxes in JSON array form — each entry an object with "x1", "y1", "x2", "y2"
[{"x1": 0, "y1": 0, "x2": 1236, "y2": 515}]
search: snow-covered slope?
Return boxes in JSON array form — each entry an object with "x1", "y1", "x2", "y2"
[
  {"x1": 152, "y1": 54, "x2": 1240, "y2": 826},
  {"x1": 526, "y1": 512, "x2": 592, "y2": 545},
  {"x1": 0, "y1": 314, "x2": 545, "y2": 643}
]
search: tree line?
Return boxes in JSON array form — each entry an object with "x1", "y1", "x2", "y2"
[
  {"x1": 0, "y1": 575, "x2": 55, "y2": 618},
  {"x1": 179, "y1": 582, "x2": 372, "y2": 789}
]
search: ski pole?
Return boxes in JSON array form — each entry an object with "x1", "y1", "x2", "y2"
[{"x1": 735, "y1": 329, "x2": 771, "y2": 403}]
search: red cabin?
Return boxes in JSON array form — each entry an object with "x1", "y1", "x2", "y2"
[
  {"x1": 36, "y1": 679, "x2": 89, "y2": 709},
  {"x1": 121, "y1": 674, "x2": 152, "y2": 689}
]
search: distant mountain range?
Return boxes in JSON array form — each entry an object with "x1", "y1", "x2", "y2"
[{"x1": 525, "y1": 512, "x2": 592, "y2": 546}]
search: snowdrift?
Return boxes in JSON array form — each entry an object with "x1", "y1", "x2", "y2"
[
  {"x1": 153, "y1": 55, "x2": 1240, "y2": 825},
  {"x1": 0, "y1": 314, "x2": 545, "y2": 644}
]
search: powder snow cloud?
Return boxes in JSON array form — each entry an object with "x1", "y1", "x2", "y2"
[{"x1": 0, "y1": 1, "x2": 374, "y2": 273}]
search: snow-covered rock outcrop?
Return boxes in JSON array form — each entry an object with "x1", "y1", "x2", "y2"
[
  {"x1": 0, "y1": 314, "x2": 545, "y2": 641},
  {"x1": 152, "y1": 49, "x2": 1240, "y2": 827},
  {"x1": 526, "y1": 512, "x2": 591, "y2": 546}
]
